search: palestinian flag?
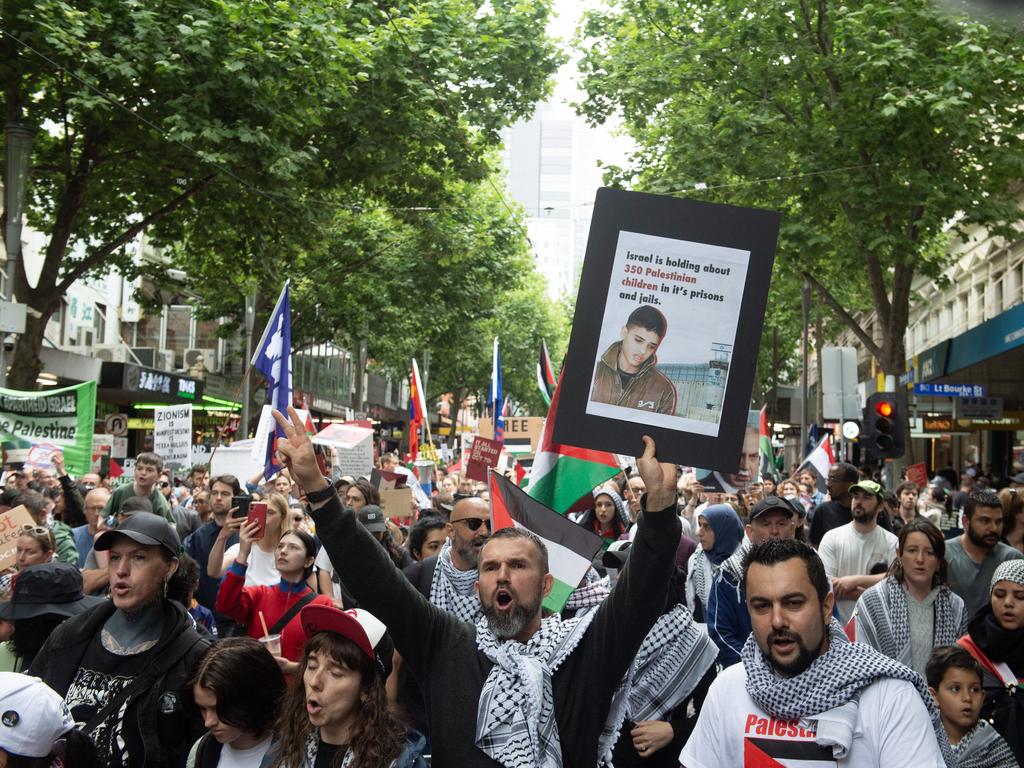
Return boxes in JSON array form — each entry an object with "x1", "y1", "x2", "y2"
[
  {"x1": 758, "y1": 406, "x2": 777, "y2": 482},
  {"x1": 536, "y1": 340, "x2": 557, "y2": 406},
  {"x1": 797, "y1": 435, "x2": 835, "y2": 493},
  {"x1": 526, "y1": 372, "x2": 622, "y2": 514},
  {"x1": 490, "y1": 471, "x2": 606, "y2": 612}
]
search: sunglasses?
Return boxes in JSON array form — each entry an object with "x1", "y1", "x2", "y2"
[
  {"x1": 21, "y1": 524, "x2": 50, "y2": 536},
  {"x1": 450, "y1": 517, "x2": 489, "y2": 531},
  {"x1": 159, "y1": 481, "x2": 170, "y2": 488}
]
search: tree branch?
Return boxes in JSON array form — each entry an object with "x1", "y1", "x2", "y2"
[
  {"x1": 801, "y1": 269, "x2": 886, "y2": 361},
  {"x1": 57, "y1": 172, "x2": 218, "y2": 293}
]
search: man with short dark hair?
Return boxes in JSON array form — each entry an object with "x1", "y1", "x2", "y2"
[
  {"x1": 706, "y1": 496, "x2": 796, "y2": 667},
  {"x1": 808, "y1": 462, "x2": 858, "y2": 547},
  {"x1": 101, "y1": 451, "x2": 171, "y2": 522},
  {"x1": 892, "y1": 480, "x2": 921, "y2": 534},
  {"x1": 183, "y1": 474, "x2": 241, "y2": 633},
  {"x1": 276, "y1": 406, "x2": 681, "y2": 768},
  {"x1": 944, "y1": 489, "x2": 1023, "y2": 617},
  {"x1": 680, "y1": 539, "x2": 947, "y2": 767},
  {"x1": 590, "y1": 305, "x2": 677, "y2": 415},
  {"x1": 817, "y1": 479, "x2": 897, "y2": 624}
]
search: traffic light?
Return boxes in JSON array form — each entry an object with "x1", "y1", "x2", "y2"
[{"x1": 862, "y1": 391, "x2": 906, "y2": 461}]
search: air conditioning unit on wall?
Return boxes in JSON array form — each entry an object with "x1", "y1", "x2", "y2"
[{"x1": 94, "y1": 345, "x2": 130, "y2": 363}]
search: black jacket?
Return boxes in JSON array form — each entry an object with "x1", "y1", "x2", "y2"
[
  {"x1": 33, "y1": 599, "x2": 210, "y2": 768},
  {"x1": 311, "y1": 492, "x2": 680, "y2": 768}
]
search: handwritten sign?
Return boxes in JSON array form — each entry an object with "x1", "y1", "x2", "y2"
[
  {"x1": 466, "y1": 436, "x2": 502, "y2": 482},
  {"x1": 0, "y1": 505, "x2": 38, "y2": 572},
  {"x1": 154, "y1": 404, "x2": 193, "y2": 469},
  {"x1": 379, "y1": 487, "x2": 414, "y2": 518}
]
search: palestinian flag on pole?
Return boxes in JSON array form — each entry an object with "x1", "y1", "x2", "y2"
[
  {"x1": 758, "y1": 406, "x2": 777, "y2": 482},
  {"x1": 536, "y1": 340, "x2": 556, "y2": 407},
  {"x1": 797, "y1": 434, "x2": 835, "y2": 493},
  {"x1": 526, "y1": 372, "x2": 622, "y2": 514},
  {"x1": 490, "y1": 470, "x2": 606, "y2": 612}
]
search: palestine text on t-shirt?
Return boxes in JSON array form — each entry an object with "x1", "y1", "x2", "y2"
[{"x1": 64, "y1": 635, "x2": 150, "y2": 768}]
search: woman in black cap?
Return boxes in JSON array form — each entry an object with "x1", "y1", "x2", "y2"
[
  {"x1": 0, "y1": 560, "x2": 103, "y2": 673},
  {"x1": 31, "y1": 511, "x2": 211, "y2": 768},
  {"x1": 266, "y1": 604, "x2": 426, "y2": 768}
]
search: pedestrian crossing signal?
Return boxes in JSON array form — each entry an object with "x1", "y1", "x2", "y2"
[{"x1": 863, "y1": 392, "x2": 905, "y2": 461}]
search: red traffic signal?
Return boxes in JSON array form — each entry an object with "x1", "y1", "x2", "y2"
[{"x1": 874, "y1": 400, "x2": 893, "y2": 418}]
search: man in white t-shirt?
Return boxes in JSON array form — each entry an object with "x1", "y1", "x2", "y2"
[
  {"x1": 817, "y1": 480, "x2": 897, "y2": 625},
  {"x1": 680, "y1": 538, "x2": 947, "y2": 768}
]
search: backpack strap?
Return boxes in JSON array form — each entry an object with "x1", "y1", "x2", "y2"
[{"x1": 269, "y1": 589, "x2": 318, "y2": 636}]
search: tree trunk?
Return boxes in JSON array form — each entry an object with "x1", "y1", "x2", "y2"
[{"x1": 7, "y1": 293, "x2": 60, "y2": 390}]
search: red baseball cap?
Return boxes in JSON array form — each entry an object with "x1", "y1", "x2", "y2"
[{"x1": 299, "y1": 605, "x2": 387, "y2": 665}]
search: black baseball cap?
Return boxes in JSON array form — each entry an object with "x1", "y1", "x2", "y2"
[
  {"x1": 358, "y1": 505, "x2": 388, "y2": 533},
  {"x1": 0, "y1": 562, "x2": 104, "y2": 620},
  {"x1": 749, "y1": 496, "x2": 795, "y2": 521},
  {"x1": 94, "y1": 512, "x2": 180, "y2": 557}
]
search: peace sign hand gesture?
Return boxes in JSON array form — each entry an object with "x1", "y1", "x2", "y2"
[{"x1": 271, "y1": 407, "x2": 328, "y2": 494}]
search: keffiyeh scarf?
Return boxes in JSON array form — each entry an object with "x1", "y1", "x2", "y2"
[
  {"x1": 953, "y1": 721, "x2": 1018, "y2": 768},
  {"x1": 718, "y1": 537, "x2": 751, "y2": 584},
  {"x1": 858, "y1": 577, "x2": 966, "y2": 662},
  {"x1": 563, "y1": 569, "x2": 611, "y2": 612},
  {"x1": 742, "y1": 618, "x2": 954, "y2": 765},
  {"x1": 475, "y1": 607, "x2": 598, "y2": 768},
  {"x1": 598, "y1": 603, "x2": 718, "y2": 765},
  {"x1": 429, "y1": 540, "x2": 483, "y2": 622}
]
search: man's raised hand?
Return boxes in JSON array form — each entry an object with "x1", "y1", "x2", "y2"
[
  {"x1": 635, "y1": 436, "x2": 677, "y2": 512},
  {"x1": 271, "y1": 407, "x2": 328, "y2": 493}
]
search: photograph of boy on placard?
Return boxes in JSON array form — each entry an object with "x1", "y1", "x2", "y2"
[{"x1": 584, "y1": 229, "x2": 750, "y2": 437}]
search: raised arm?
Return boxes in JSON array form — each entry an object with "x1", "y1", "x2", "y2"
[
  {"x1": 579, "y1": 437, "x2": 682, "y2": 699},
  {"x1": 272, "y1": 407, "x2": 458, "y2": 673}
]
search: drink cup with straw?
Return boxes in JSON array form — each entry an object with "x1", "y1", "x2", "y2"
[{"x1": 257, "y1": 610, "x2": 282, "y2": 656}]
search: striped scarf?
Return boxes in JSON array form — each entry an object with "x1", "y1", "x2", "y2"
[
  {"x1": 743, "y1": 618, "x2": 953, "y2": 765},
  {"x1": 429, "y1": 540, "x2": 483, "y2": 623},
  {"x1": 953, "y1": 720, "x2": 1018, "y2": 768},
  {"x1": 563, "y1": 569, "x2": 610, "y2": 612},
  {"x1": 598, "y1": 603, "x2": 718, "y2": 765},
  {"x1": 475, "y1": 608, "x2": 598, "y2": 768},
  {"x1": 856, "y1": 577, "x2": 965, "y2": 663}
]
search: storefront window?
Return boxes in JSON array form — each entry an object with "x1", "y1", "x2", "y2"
[
  {"x1": 135, "y1": 310, "x2": 162, "y2": 349},
  {"x1": 165, "y1": 305, "x2": 192, "y2": 369}
]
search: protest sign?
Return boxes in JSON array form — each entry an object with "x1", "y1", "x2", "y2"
[
  {"x1": 379, "y1": 487, "x2": 413, "y2": 518},
  {"x1": 154, "y1": 404, "x2": 193, "y2": 469},
  {"x1": 313, "y1": 423, "x2": 374, "y2": 478},
  {"x1": 553, "y1": 188, "x2": 779, "y2": 468},
  {"x1": 905, "y1": 462, "x2": 929, "y2": 490},
  {"x1": 0, "y1": 381, "x2": 96, "y2": 476},
  {"x1": 466, "y1": 436, "x2": 502, "y2": 482},
  {"x1": 479, "y1": 416, "x2": 543, "y2": 455},
  {"x1": 0, "y1": 505, "x2": 38, "y2": 572},
  {"x1": 25, "y1": 443, "x2": 60, "y2": 470}
]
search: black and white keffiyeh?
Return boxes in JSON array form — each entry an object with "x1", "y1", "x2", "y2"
[
  {"x1": 742, "y1": 618, "x2": 954, "y2": 765},
  {"x1": 563, "y1": 568, "x2": 610, "y2": 612},
  {"x1": 953, "y1": 720, "x2": 1018, "y2": 768},
  {"x1": 855, "y1": 576, "x2": 966, "y2": 665},
  {"x1": 429, "y1": 539, "x2": 483, "y2": 622},
  {"x1": 718, "y1": 537, "x2": 751, "y2": 584},
  {"x1": 475, "y1": 607, "x2": 598, "y2": 768},
  {"x1": 598, "y1": 603, "x2": 718, "y2": 765}
]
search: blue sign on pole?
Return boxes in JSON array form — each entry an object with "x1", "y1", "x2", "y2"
[{"x1": 913, "y1": 383, "x2": 985, "y2": 397}]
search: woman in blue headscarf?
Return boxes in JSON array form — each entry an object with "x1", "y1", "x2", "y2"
[{"x1": 684, "y1": 504, "x2": 744, "y2": 621}]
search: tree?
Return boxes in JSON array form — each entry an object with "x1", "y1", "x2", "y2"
[
  {"x1": 577, "y1": 0, "x2": 1024, "y2": 377},
  {"x1": 1, "y1": 0, "x2": 562, "y2": 388}
]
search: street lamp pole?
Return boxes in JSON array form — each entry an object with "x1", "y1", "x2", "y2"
[
  {"x1": 801, "y1": 278, "x2": 810, "y2": 456},
  {"x1": 1, "y1": 122, "x2": 34, "y2": 388}
]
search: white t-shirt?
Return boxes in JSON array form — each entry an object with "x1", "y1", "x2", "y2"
[
  {"x1": 818, "y1": 523, "x2": 898, "y2": 625},
  {"x1": 218, "y1": 735, "x2": 272, "y2": 768},
  {"x1": 223, "y1": 543, "x2": 280, "y2": 587},
  {"x1": 680, "y1": 663, "x2": 945, "y2": 768}
]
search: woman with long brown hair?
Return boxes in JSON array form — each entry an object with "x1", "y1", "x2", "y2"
[{"x1": 267, "y1": 604, "x2": 426, "y2": 768}]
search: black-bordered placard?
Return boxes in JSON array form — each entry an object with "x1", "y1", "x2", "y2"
[{"x1": 552, "y1": 188, "x2": 780, "y2": 470}]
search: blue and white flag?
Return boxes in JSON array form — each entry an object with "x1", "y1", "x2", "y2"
[
  {"x1": 252, "y1": 282, "x2": 291, "y2": 478},
  {"x1": 491, "y1": 336, "x2": 504, "y2": 445}
]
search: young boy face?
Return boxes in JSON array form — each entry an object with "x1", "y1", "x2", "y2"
[
  {"x1": 134, "y1": 460, "x2": 161, "y2": 490},
  {"x1": 617, "y1": 324, "x2": 662, "y2": 374},
  {"x1": 931, "y1": 667, "x2": 983, "y2": 736}
]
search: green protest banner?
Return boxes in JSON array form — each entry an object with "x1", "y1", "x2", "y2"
[{"x1": 0, "y1": 381, "x2": 97, "y2": 476}]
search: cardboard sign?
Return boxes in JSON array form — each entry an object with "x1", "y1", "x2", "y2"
[
  {"x1": 905, "y1": 462, "x2": 929, "y2": 490},
  {"x1": 466, "y1": 436, "x2": 502, "y2": 482},
  {"x1": 313, "y1": 423, "x2": 374, "y2": 478},
  {"x1": 379, "y1": 487, "x2": 414, "y2": 518},
  {"x1": 553, "y1": 188, "x2": 779, "y2": 468},
  {"x1": 154, "y1": 404, "x2": 193, "y2": 469},
  {"x1": 0, "y1": 505, "x2": 38, "y2": 572},
  {"x1": 478, "y1": 417, "x2": 544, "y2": 455}
]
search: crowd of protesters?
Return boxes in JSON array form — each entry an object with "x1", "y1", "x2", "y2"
[{"x1": 1, "y1": 411, "x2": 1023, "y2": 768}]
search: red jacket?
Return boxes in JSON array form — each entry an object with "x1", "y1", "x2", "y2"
[{"x1": 215, "y1": 562, "x2": 333, "y2": 661}]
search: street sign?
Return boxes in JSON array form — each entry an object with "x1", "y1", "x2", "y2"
[
  {"x1": 922, "y1": 415, "x2": 954, "y2": 432},
  {"x1": 105, "y1": 413, "x2": 129, "y2": 437},
  {"x1": 956, "y1": 396, "x2": 1003, "y2": 420},
  {"x1": 913, "y1": 383, "x2": 985, "y2": 397},
  {"x1": 821, "y1": 347, "x2": 860, "y2": 421}
]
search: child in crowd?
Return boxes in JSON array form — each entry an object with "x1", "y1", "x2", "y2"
[{"x1": 926, "y1": 645, "x2": 1017, "y2": 768}]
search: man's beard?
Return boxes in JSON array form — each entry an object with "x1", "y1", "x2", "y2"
[
  {"x1": 482, "y1": 584, "x2": 544, "y2": 640},
  {"x1": 966, "y1": 524, "x2": 998, "y2": 549},
  {"x1": 455, "y1": 538, "x2": 482, "y2": 568},
  {"x1": 762, "y1": 625, "x2": 827, "y2": 677}
]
